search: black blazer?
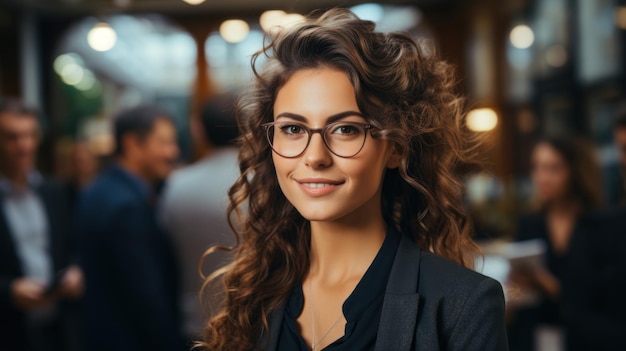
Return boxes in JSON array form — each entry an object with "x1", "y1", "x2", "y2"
[
  {"x1": 0, "y1": 179, "x2": 74, "y2": 351},
  {"x1": 263, "y1": 234, "x2": 508, "y2": 351},
  {"x1": 561, "y1": 207, "x2": 626, "y2": 351},
  {"x1": 76, "y1": 166, "x2": 181, "y2": 351}
]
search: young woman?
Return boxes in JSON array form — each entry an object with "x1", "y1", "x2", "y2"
[
  {"x1": 508, "y1": 136, "x2": 603, "y2": 351},
  {"x1": 200, "y1": 8, "x2": 508, "y2": 351}
]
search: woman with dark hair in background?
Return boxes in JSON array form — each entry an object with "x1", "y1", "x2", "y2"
[
  {"x1": 508, "y1": 135, "x2": 603, "y2": 351},
  {"x1": 199, "y1": 8, "x2": 508, "y2": 351}
]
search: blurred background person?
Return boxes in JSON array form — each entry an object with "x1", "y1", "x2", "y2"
[
  {"x1": 159, "y1": 94, "x2": 239, "y2": 345},
  {"x1": 507, "y1": 135, "x2": 603, "y2": 351},
  {"x1": 553, "y1": 103, "x2": 626, "y2": 351},
  {"x1": 558, "y1": 204, "x2": 626, "y2": 351},
  {"x1": 54, "y1": 139, "x2": 100, "y2": 213},
  {"x1": 76, "y1": 105, "x2": 183, "y2": 351},
  {"x1": 0, "y1": 97, "x2": 83, "y2": 351}
]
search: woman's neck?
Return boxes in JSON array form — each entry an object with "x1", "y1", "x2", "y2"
[
  {"x1": 308, "y1": 214, "x2": 387, "y2": 285},
  {"x1": 545, "y1": 197, "x2": 581, "y2": 217}
]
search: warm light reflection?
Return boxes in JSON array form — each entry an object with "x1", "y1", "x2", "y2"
[
  {"x1": 219, "y1": 19, "x2": 250, "y2": 43},
  {"x1": 87, "y1": 22, "x2": 117, "y2": 52},
  {"x1": 281, "y1": 13, "x2": 305, "y2": 28},
  {"x1": 260, "y1": 10, "x2": 286, "y2": 32},
  {"x1": 616, "y1": 6, "x2": 626, "y2": 29},
  {"x1": 509, "y1": 24, "x2": 534, "y2": 49},
  {"x1": 259, "y1": 10, "x2": 304, "y2": 34},
  {"x1": 181, "y1": 0, "x2": 206, "y2": 5},
  {"x1": 466, "y1": 108, "x2": 498, "y2": 132}
]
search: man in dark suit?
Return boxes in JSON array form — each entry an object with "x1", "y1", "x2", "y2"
[
  {"x1": 0, "y1": 98, "x2": 83, "y2": 351},
  {"x1": 76, "y1": 105, "x2": 182, "y2": 351}
]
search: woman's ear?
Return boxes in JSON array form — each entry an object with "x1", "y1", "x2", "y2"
[{"x1": 386, "y1": 144, "x2": 402, "y2": 169}]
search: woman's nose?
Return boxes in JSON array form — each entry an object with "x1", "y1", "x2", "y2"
[{"x1": 304, "y1": 133, "x2": 332, "y2": 168}]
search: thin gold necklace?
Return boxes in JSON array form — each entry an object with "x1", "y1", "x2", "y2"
[{"x1": 309, "y1": 280, "x2": 343, "y2": 351}]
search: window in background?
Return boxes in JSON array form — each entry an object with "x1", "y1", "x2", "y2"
[{"x1": 53, "y1": 14, "x2": 197, "y2": 158}]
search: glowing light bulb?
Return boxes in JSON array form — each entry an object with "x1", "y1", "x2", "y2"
[
  {"x1": 260, "y1": 10, "x2": 286, "y2": 32},
  {"x1": 466, "y1": 108, "x2": 498, "y2": 132},
  {"x1": 219, "y1": 19, "x2": 250, "y2": 44},
  {"x1": 87, "y1": 22, "x2": 117, "y2": 52},
  {"x1": 510, "y1": 24, "x2": 534, "y2": 49}
]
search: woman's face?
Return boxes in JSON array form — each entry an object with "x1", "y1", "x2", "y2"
[
  {"x1": 530, "y1": 142, "x2": 571, "y2": 204},
  {"x1": 271, "y1": 68, "x2": 398, "y2": 224}
]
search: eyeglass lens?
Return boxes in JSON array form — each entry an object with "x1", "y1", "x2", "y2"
[{"x1": 266, "y1": 122, "x2": 368, "y2": 158}]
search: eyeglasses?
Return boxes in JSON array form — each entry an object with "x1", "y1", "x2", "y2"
[{"x1": 262, "y1": 121, "x2": 374, "y2": 158}]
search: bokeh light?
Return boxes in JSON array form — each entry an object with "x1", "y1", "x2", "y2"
[
  {"x1": 87, "y1": 22, "x2": 117, "y2": 52},
  {"x1": 60, "y1": 62, "x2": 84, "y2": 85},
  {"x1": 510, "y1": 24, "x2": 534, "y2": 49},
  {"x1": 467, "y1": 108, "x2": 498, "y2": 132},
  {"x1": 259, "y1": 10, "x2": 304, "y2": 34},
  {"x1": 53, "y1": 53, "x2": 83, "y2": 75},
  {"x1": 219, "y1": 19, "x2": 250, "y2": 44}
]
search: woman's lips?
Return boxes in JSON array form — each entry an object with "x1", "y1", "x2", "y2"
[{"x1": 295, "y1": 178, "x2": 344, "y2": 196}]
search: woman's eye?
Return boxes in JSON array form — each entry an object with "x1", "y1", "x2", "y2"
[
  {"x1": 331, "y1": 124, "x2": 360, "y2": 135},
  {"x1": 280, "y1": 125, "x2": 305, "y2": 135}
]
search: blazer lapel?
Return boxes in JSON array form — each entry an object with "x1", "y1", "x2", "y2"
[{"x1": 375, "y1": 234, "x2": 422, "y2": 351}]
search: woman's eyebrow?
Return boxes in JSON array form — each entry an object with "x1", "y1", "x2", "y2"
[{"x1": 275, "y1": 110, "x2": 364, "y2": 123}]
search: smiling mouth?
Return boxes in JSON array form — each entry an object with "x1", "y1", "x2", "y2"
[
  {"x1": 295, "y1": 179, "x2": 344, "y2": 196},
  {"x1": 300, "y1": 182, "x2": 335, "y2": 188}
]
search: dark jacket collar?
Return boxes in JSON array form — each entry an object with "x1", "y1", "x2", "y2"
[
  {"x1": 373, "y1": 233, "x2": 421, "y2": 351},
  {"x1": 263, "y1": 233, "x2": 422, "y2": 351},
  {"x1": 107, "y1": 164, "x2": 152, "y2": 201}
]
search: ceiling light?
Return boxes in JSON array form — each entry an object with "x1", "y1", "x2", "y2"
[
  {"x1": 281, "y1": 13, "x2": 305, "y2": 28},
  {"x1": 87, "y1": 22, "x2": 117, "y2": 52},
  {"x1": 509, "y1": 24, "x2": 534, "y2": 49},
  {"x1": 260, "y1": 10, "x2": 286, "y2": 32},
  {"x1": 466, "y1": 108, "x2": 498, "y2": 132},
  {"x1": 181, "y1": 0, "x2": 206, "y2": 5},
  {"x1": 259, "y1": 11, "x2": 304, "y2": 34},
  {"x1": 219, "y1": 19, "x2": 250, "y2": 44}
]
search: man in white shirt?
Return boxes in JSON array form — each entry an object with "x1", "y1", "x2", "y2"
[{"x1": 160, "y1": 95, "x2": 239, "y2": 343}]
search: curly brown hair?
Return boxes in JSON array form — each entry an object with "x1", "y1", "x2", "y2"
[{"x1": 198, "y1": 8, "x2": 480, "y2": 351}]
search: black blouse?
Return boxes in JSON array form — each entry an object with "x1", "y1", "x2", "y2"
[{"x1": 277, "y1": 228, "x2": 400, "y2": 351}]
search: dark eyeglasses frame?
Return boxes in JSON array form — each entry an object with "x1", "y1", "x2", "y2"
[{"x1": 261, "y1": 121, "x2": 375, "y2": 158}]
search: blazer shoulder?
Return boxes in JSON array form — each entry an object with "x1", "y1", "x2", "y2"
[
  {"x1": 77, "y1": 172, "x2": 141, "y2": 220},
  {"x1": 82, "y1": 171, "x2": 132, "y2": 201},
  {"x1": 418, "y1": 250, "x2": 499, "y2": 298}
]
